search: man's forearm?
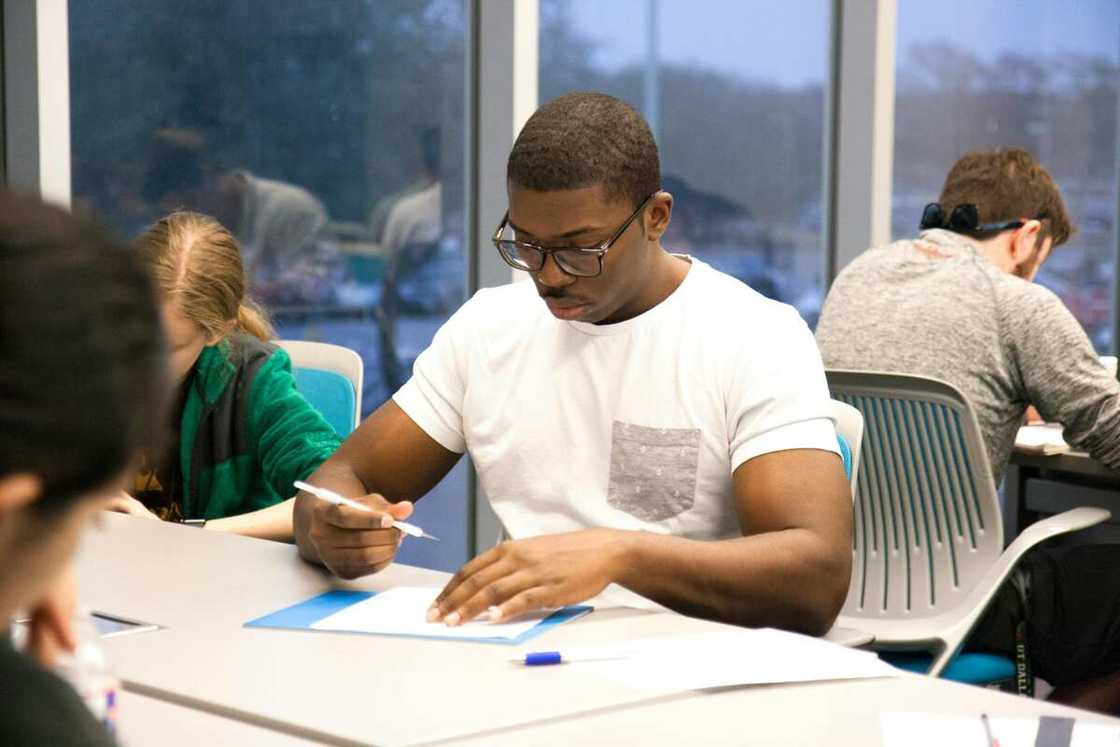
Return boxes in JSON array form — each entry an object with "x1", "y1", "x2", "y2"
[{"x1": 614, "y1": 529, "x2": 851, "y2": 636}]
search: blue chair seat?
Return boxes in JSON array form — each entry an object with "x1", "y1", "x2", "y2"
[
  {"x1": 292, "y1": 368, "x2": 357, "y2": 438},
  {"x1": 880, "y1": 651, "x2": 1016, "y2": 684}
]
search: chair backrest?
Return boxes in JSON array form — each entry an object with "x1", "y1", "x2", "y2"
[
  {"x1": 826, "y1": 369, "x2": 1002, "y2": 622},
  {"x1": 277, "y1": 340, "x2": 363, "y2": 437},
  {"x1": 830, "y1": 400, "x2": 863, "y2": 497}
]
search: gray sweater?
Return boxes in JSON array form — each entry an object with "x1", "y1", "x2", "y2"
[{"x1": 816, "y1": 228, "x2": 1120, "y2": 483}]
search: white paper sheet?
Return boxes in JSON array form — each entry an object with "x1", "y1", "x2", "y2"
[
  {"x1": 309, "y1": 586, "x2": 556, "y2": 640},
  {"x1": 574, "y1": 627, "x2": 900, "y2": 695},
  {"x1": 881, "y1": 712, "x2": 1120, "y2": 747},
  {"x1": 1016, "y1": 424, "x2": 1070, "y2": 455}
]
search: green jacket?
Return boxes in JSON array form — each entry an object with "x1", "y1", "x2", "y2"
[{"x1": 180, "y1": 335, "x2": 341, "y2": 520}]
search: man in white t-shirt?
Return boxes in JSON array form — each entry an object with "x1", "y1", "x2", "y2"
[{"x1": 294, "y1": 92, "x2": 852, "y2": 635}]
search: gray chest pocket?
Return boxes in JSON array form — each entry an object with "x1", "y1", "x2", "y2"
[{"x1": 607, "y1": 421, "x2": 701, "y2": 522}]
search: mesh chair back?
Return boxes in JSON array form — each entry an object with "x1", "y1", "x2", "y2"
[{"x1": 827, "y1": 370, "x2": 1002, "y2": 621}]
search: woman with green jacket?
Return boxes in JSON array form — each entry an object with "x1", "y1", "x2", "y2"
[{"x1": 110, "y1": 211, "x2": 341, "y2": 540}]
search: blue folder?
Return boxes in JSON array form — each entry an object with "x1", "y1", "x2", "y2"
[{"x1": 245, "y1": 589, "x2": 592, "y2": 645}]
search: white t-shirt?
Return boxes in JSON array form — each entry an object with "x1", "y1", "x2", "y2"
[{"x1": 394, "y1": 257, "x2": 839, "y2": 542}]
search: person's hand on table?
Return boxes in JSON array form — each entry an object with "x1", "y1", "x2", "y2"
[
  {"x1": 428, "y1": 529, "x2": 627, "y2": 626},
  {"x1": 304, "y1": 492, "x2": 415, "y2": 579},
  {"x1": 26, "y1": 563, "x2": 79, "y2": 667},
  {"x1": 106, "y1": 492, "x2": 159, "y2": 520}
]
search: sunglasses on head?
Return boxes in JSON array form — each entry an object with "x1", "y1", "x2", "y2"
[{"x1": 919, "y1": 202, "x2": 1026, "y2": 235}]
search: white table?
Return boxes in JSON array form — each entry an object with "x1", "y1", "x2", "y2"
[
  {"x1": 78, "y1": 514, "x2": 1118, "y2": 746},
  {"x1": 117, "y1": 690, "x2": 323, "y2": 747},
  {"x1": 444, "y1": 674, "x2": 1111, "y2": 746},
  {"x1": 1008, "y1": 429, "x2": 1120, "y2": 539}
]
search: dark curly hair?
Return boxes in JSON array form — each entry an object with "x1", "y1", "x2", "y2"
[{"x1": 507, "y1": 92, "x2": 660, "y2": 209}]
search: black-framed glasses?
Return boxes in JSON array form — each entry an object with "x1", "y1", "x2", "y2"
[
  {"x1": 492, "y1": 191, "x2": 658, "y2": 278},
  {"x1": 919, "y1": 202, "x2": 1026, "y2": 236}
]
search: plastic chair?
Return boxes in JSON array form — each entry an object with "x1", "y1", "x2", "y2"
[
  {"x1": 277, "y1": 340, "x2": 363, "y2": 437},
  {"x1": 831, "y1": 400, "x2": 863, "y2": 498},
  {"x1": 826, "y1": 369, "x2": 1109, "y2": 678}
]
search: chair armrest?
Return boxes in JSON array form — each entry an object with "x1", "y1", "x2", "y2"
[{"x1": 928, "y1": 506, "x2": 1110, "y2": 676}]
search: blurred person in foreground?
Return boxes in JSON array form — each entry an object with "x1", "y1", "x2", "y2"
[{"x1": 0, "y1": 191, "x2": 168, "y2": 744}]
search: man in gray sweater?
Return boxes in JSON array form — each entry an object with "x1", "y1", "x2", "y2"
[
  {"x1": 817, "y1": 148, "x2": 1120, "y2": 712},
  {"x1": 818, "y1": 149, "x2": 1120, "y2": 482}
]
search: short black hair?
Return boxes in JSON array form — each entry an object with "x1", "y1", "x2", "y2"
[
  {"x1": 507, "y1": 92, "x2": 660, "y2": 209},
  {"x1": 0, "y1": 191, "x2": 168, "y2": 512}
]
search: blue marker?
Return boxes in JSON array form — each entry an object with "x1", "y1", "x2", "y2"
[{"x1": 511, "y1": 651, "x2": 627, "y2": 666}]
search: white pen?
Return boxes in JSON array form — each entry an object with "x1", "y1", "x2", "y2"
[{"x1": 293, "y1": 480, "x2": 439, "y2": 541}]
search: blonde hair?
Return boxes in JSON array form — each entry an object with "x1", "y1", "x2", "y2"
[{"x1": 135, "y1": 211, "x2": 274, "y2": 342}]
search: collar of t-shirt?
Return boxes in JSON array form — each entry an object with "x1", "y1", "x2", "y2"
[{"x1": 565, "y1": 254, "x2": 697, "y2": 338}]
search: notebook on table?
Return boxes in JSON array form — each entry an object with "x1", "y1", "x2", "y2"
[{"x1": 245, "y1": 586, "x2": 591, "y2": 644}]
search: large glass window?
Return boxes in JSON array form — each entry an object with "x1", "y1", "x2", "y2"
[
  {"x1": 70, "y1": 1, "x2": 469, "y2": 570},
  {"x1": 539, "y1": 0, "x2": 832, "y2": 326},
  {"x1": 894, "y1": 0, "x2": 1120, "y2": 351}
]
